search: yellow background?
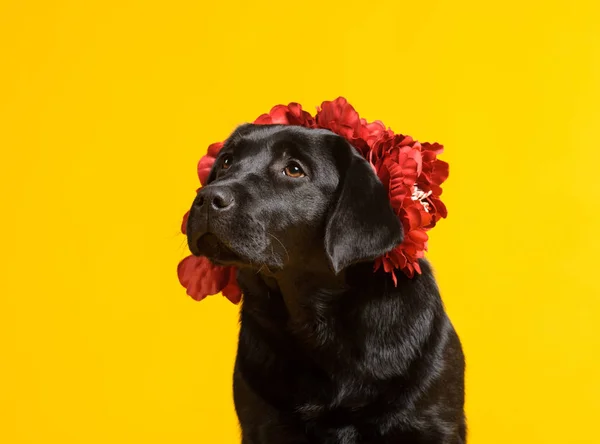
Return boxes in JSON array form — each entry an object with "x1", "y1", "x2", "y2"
[{"x1": 1, "y1": 1, "x2": 599, "y2": 443}]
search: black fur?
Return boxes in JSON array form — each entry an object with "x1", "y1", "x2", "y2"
[{"x1": 186, "y1": 124, "x2": 466, "y2": 443}]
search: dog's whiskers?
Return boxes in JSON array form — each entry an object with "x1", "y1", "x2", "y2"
[
  {"x1": 268, "y1": 233, "x2": 290, "y2": 263},
  {"x1": 177, "y1": 238, "x2": 190, "y2": 254},
  {"x1": 255, "y1": 262, "x2": 276, "y2": 276}
]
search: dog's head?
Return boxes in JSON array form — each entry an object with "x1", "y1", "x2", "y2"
[{"x1": 186, "y1": 124, "x2": 402, "y2": 275}]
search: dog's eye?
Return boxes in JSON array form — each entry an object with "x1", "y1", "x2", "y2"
[
  {"x1": 284, "y1": 162, "x2": 306, "y2": 178},
  {"x1": 221, "y1": 154, "x2": 233, "y2": 170}
]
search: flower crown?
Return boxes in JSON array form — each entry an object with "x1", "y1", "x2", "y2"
[{"x1": 178, "y1": 97, "x2": 449, "y2": 304}]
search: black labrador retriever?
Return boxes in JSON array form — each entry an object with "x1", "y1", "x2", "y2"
[{"x1": 186, "y1": 124, "x2": 466, "y2": 443}]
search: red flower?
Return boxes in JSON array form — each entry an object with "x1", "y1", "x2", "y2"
[
  {"x1": 419, "y1": 143, "x2": 448, "y2": 194},
  {"x1": 181, "y1": 211, "x2": 190, "y2": 234},
  {"x1": 220, "y1": 267, "x2": 242, "y2": 304},
  {"x1": 178, "y1": 97, "x2": 449, "y2": 303},
  {"x1": 254, "y1": 103, "x2": 315, "y2": 127},
  {"x1": 360, "y1": 119, "x2": 393, "y2": 152},
  {"x1": 177, "y1": 255, "x2": 241, "y2": 304},
  {"x1": 416, "y1": 142, "x2": 449, "y2": 228},
  {"x1": 315, "y1": 98, "x2": 361, "y2": 138},
  {"x1": 374, "y1": 140, "x2": 422, "y2": 211},
  {"x1": 197, "y1": 142, "x2": 223, "y2": 185}
]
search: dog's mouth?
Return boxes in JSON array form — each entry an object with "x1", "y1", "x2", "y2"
[{"x1": 194, "y1": 233, "x2": 241, "y2": 265}]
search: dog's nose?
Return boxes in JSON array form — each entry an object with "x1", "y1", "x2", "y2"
[
  {"x1": 195, "y1": 187, "x2": 235, "y2": 211},
  {"x1": 211, "y1": 188, "x2": 234, "y2": 209}
]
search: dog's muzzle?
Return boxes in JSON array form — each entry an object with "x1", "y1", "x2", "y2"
[{"x1": 187, "y1": 186, "x2": 235, "y2": 256}]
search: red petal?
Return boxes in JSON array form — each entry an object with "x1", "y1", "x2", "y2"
[
  {"x1": 413, "y1": 260, "x2": 422, "y2": 275},
  {"x1": 198, "y1": 156, "x2": 216, "y2": 185},
  {"x1": 222, "y1": 267, "x2": 242, "y2": 304},
  {"x1": 407, "y1": 229, "x2": 429, "y2": 243},
  {"x1": 360, "y1": 120, "x2": 387, "y2": 147},
  {"x1": 181, "y1": 211, "x2": 190, "y2": 235},
  {"x1": 422, "y1": 142, "x2": 444, "y2": 155},
  {"x1": 177, "y1": 256, "x2": 230, "y2": 301},
  {"x1": 385, "y1": 160, "x2": 412, "y2": 206},
  {"x1": 432, "y1": 198, "x2": 448, "y2": 218},
  {"x1": 431, "y1": 160, "x2": 449, "y2": 185},
  {"x1": 399, "y1": 136, "x2": 414, "y2": 147},
  {"x1": 268, "y1": 105, "x2": 291, "y2": 124},
  {"x1": 402, "y1": 263, "x2": 415, "y2": 278},
  {"x1": 254, "y1": 114, "x2": 273, "y2": 125},
  {"x1": 222, "y1": 283, "x2": 242, "y2": 304},
  {"x1": 287, "y1": 102, "x2": 315, "y2": 126},
  {"x1": 315, "y1": 97, "x2": 361, "y2": 137},
  {"x1": 382, "y1": 257, "x2": 395, "y2": 273},
  {"x1": 207, "y1": 142, "x2": 224, "y2": 157},
  {"x1": 404, "y1": 206, "x2": 423, "y2": 230},
  {"x1": 221, "y1": 274, "x2": 242, "y2": 304},
  {"x1": 373, "y1": 258, "x2": 382, "y2": 272}
]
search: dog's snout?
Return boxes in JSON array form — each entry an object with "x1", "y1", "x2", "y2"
[{"x1": 195, "y1": 187, "x2": 235, "y2": 211}]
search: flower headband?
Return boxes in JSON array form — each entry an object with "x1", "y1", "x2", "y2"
[{"x1": 178, "y1": 97, "x2": 449, "y2": 304}]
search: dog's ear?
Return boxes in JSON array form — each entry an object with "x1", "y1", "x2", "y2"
[{"x1": 325, "y1": 139, "x2": 403, "y2": 274}]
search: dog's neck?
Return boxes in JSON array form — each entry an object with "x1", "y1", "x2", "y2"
[
  {"x1": 270, "y1": 267, "x2": 347, "y2": 323},
  {"x1": 237, "y1": 263, "x2": 376, "y2": 348}
]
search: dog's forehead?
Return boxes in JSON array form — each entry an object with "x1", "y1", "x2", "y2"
[{"x1": 229, "y1": 125, "x2": 337, "y2": 159}]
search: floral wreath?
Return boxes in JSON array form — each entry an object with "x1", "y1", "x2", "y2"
[{"x1": 178, "y1": 97, "x2": 449, "y2": 304}]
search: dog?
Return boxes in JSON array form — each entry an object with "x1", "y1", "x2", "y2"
[{"x1": 186, "y1": 123, "x2": 466, "y2": 443}]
